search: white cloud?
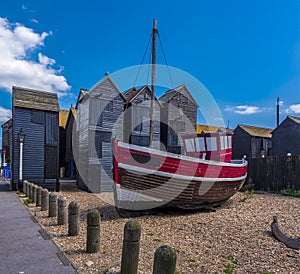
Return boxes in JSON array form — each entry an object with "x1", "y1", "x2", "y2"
[
  {"x1": 31, "y1": 18, "x2": 39, "y2": 24},
  {"x1": 0, "y1": 106, "x2": 11, "y2": 123},
  {"x1": 225, "y1": 105, "x2": 262, "y2": 115},
  {"x1": 286, "y1": 104, "x2": 300, "y2": 114},
  {"x1": 38, "y1": 53, "x2": 55, "y2": 66},
  {"x1": 0, "y1": 17, "x2": 70, "y2": 95}
]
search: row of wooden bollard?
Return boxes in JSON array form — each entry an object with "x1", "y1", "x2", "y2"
[
  {"x1": 22, "y1": 182, "x2": 176, "y2": 273},
  {"x1": 23, "y1": 181, "x2": 80, "y2": 235}
]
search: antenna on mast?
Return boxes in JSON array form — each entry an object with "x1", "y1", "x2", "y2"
[
  {"x1": 149, "y1": 19, "x2": 157, "y2": 147},
  {"x1": 276, "y1": 97, "x2": 280, "y2": 126}
]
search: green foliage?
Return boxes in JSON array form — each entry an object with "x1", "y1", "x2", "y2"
[
  {"x1": 280, "y1": 188, "x2": 300, "y2": 197},
  {"x1": 223, "y1": 254, "x2": 238, "y2": 273},
  {"x1": 102, "y1": 269, "x2": 109, "y2": 274},
  {"x1": 153, "y1": 238, "x2": 161, "y2": 242},
  {"x1": 24, "y1": 198, "x2": 33, "y2": 206},
  {"x1": 240, "y1": 189, "x2": 254, "y2": 202},
  {"x1": 188, "y1": 257, "x2": 196, "y2": 263},
  {"x1": 146, "y1": 232, "x2": 154, "y2": 236},
  {"x1": 174, "y1": 248, "x2": 180, "y2": 254},
  {"x1": 259, "y1": 271, "x2": 273, "y2": 274},
  {"x1": 223, "y1": 263, "x2": 236, "y2": 274}
]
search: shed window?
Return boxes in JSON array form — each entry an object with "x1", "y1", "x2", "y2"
[
  {"x1": 206, "y1": 137, "x2": 217, "y2": 151},
  {"x1": 104, "y1": 101, "x2": 113, "y2": 112},
  {"x1": 130, "y1": 135, "x2": 150, "y2": 147},
  {"x1": 168, "y1": 134, "x2": 178, "y2": 146},
  {"x1": 31, "y1": 110, "x2": 44, "y2": 125}
]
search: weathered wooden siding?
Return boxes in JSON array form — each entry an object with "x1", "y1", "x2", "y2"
[
  {"x1": 76, "y1": 77, "x2": 124, "y2": 192},
  {"x1": 1, "y1": 119, "x2": 12, "y2": 165},
  {"x1": 59, "y1": 127, "x2": 66, "y2": 170},
  {"x1": 247, "y1": 156, "x2": 300, "y2": 192},
  {"x1": 272, "y1": 118, "x2": 300, "y2": 156},
  {"x1": 160, "y1": 91, "x2": 197, "y2": 154},
  {"x1": 12, "y1": 108, "x2": 45, "y2": 187},
  {"x1": 128, "y1": 87, "x2": 160, "y2": 149},
  {"x1": 65, "y1": 112, "x2": 75, "y2": 178},
  {"x1": 11, "y1": 107, "x2": 59, "y2": 190}
]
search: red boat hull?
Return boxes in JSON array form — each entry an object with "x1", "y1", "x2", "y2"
[{"x1": 113, "y1": 140, "x2": 247, "y2": 210}]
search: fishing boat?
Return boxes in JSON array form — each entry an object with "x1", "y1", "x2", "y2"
[
  {"x1": 112, "y1": 132, "x2": 247, "y2": 213},
  {"x1": 112, "y1": 20, "x2": 248, "y2": 215}
]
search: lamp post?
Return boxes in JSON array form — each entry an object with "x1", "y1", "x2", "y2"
[
  {"x1": 18, "y1": 129, "x2": 26, "y2": 192},
  {"x1": 2, "y1": 149, "x2": 7, "y2": 167}
]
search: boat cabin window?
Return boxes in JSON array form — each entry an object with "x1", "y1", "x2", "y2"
[
  {"x1": 206, "y1": 137, "x2": 217, "y2": 151},
  {"x1": 195, "y1": 137, "x2": 205, "y2": 152},
  {"x1": 220, "y1": 135, "x2": 232, "y2": 150},
  {"x1": 185, "y1": 139, "x2": 195, "y2": 152}
]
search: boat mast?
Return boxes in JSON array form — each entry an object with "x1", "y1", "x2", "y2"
[{"x1": 150, "y1": 19, "x2": 157, "y2": 147}]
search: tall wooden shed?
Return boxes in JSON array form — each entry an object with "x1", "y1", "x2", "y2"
[
  {"x1": 58, "y1": 109, "x2": 69, "y2": 177},
  {"x1": 76, "y1": 76, "x2": 125, "y2": 192},
  {"x1": 11, "y1": 86, "x2": 59, "y2": 190},
  {"x1": 123, "y1": 85, "x2": 161, "y2": 149},
  {"x1": 272, "y1": 115, "x2": 300, "y2": 156},
  {"x1": 65, "y1": 106, "x2": 77, "y2": 179},
  {"x1": 232, "y1": 124, "x2": 272, "y2": 159},
  {"x1": 159, "y1": 85, "x2": 198, "y2": 154},
  {"x1": 1, "y1": 119, "x2": 13, "y2": 166}
]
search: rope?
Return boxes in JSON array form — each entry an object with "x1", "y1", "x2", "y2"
[
  {"x1": 133, "y1": 33, "x2": 152, "y2": 88},
  {"x1": 158, "y1": 32, "x2": 175, "y2": 88}
]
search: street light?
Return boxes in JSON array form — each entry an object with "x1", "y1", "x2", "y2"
[
  {"x1": 2, "y1": 148, "x2": 7, "y2": 167},
  {"x1": 18, "y1": 128, "x2": 26, "y2": 192}
]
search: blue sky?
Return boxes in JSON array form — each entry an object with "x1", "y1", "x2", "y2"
[{"x1": 1, "y1": 0, "x2": 300, "y2": 147}]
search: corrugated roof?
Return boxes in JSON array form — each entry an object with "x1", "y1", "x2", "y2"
[
  {"x1": 237, "y1": 124, "x2": 273, "y2": 138},
  {"x1": 288, "y1": 115, "x2": 300, "y2": 124},
  {"x1": 159, "y1": 84, "x2": 199, "y2": 107},
  {"x1": 13, "y1": 86, "x2": 59, "y2": 112},
  {"x1": 196, "y1": 124, "x2": 233, "y2": 133},
  {"x1": 59, "y1": 110, "x2": 69, "y2": 127}
]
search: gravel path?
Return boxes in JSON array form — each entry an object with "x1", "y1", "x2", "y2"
[{"x1": 21, "y1": 181, "x2": 300, "y2": 273}]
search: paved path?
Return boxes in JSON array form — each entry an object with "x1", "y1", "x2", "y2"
[{"x1": 0, "y1": 179, "x2": 77, "y2": 274}]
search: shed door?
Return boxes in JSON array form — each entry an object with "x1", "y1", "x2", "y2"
[{"x1": 45, "y1": 145, "x2": 58, "y2": 178}]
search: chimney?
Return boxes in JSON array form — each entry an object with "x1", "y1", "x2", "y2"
[{"x1": 276, "y1": 97, "x2": 280, "y2": 126}]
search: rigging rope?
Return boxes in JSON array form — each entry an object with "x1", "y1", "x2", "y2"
[
  {"x1": 133, "y1": 33, "x2": 152, "y2": 88},
  {"x1": 158, "y1": 32, "x2": 175, "y2": 88}
]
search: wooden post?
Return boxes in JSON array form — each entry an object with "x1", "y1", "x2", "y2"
[
  {"x1": 57, "y1": 196, "x2": 67, "y2": 225},
  {"x1": 41, "y1": 188, "x2": 49, "y2": 211},
  {"x1": 23, "y1": 181, "x2": 28, "y2": 196},
  {"x1": 86, "y1": 209, "x2": 100, "y2": 253},
  {"x1": 32, "y1": 185, "x2": 37, "y2": 204},
  {"x1": 28, "y1": 183, "x2": 33, "y2": 200},
  {"x1": 121, "y1": 219, "x2": 141, "y2": 274},
  {"x1": 149, "y1": 18, "x2": 157, "y2": 147},
  {"x1": 153, "y1": 245, "x2": 177, "y2": 274},
  {"x1": 68, "y1": 201, "x2": 80, "y2": 236},
  {"x1": 48, "y1": 192, "x2": 57, "y2": 217},
  {"x1": 36, "y1": 186, "x2": 42, "y2": 206}
]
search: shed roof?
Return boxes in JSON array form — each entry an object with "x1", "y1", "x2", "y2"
[
  {"x1": 59, "y1": 110, "x2": 69, "y2": 127},
  {"x1": 1, "y1": 118, "x2": 13, "y2": 129},
  {"x1": 159, "y1": 84, "x2": 199, "y2": 107},
  {"x1": 287, "y1": 115, "x2": 300, "y2": 124},
  {"x1": 13, "y1": 86, "x2": 59, "y2": 112},
  {"x1": 237, "y1": 124, "x2": 273, "y2": 138},
  {"x1": 196, "y1": 124, "x2": 232, "y2": 134}
]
